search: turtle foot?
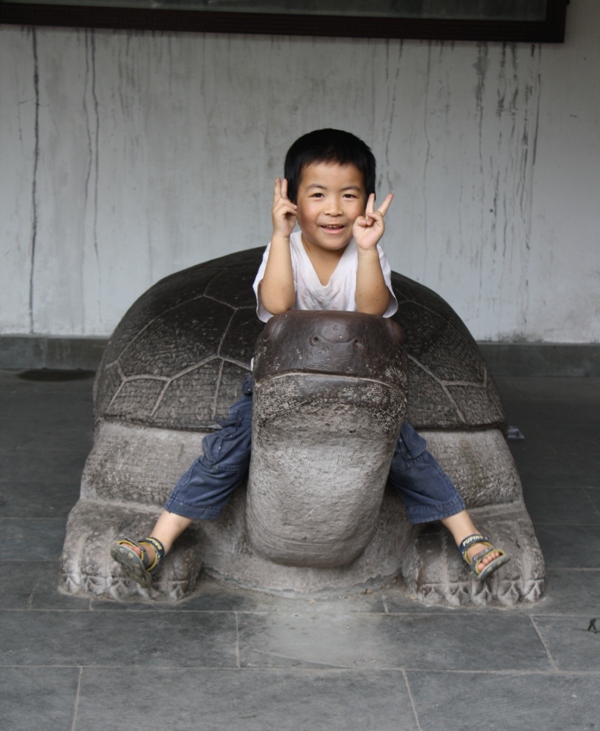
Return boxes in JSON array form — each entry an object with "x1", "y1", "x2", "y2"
[
  {"x1": 61, "y1": 499, "x2": 203, "y2": 602},
  {"x1": 401, "y1": 503, "x2": 545, "y2": 607}
]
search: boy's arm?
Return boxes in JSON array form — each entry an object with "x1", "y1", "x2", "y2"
[
  {"x1": 258, "y1": 178, "x2": 297, "y2": 315},
  {"x1": 354, "y1": 193, "x2": 394, "y2": 316}
]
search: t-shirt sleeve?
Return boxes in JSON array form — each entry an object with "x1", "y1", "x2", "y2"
[
  {"x1": 252, "y1": 243, "x2": 275, "y2": 323},
  {"x1": 378, "y1": 245, "x2": 398, "y2": 318}
]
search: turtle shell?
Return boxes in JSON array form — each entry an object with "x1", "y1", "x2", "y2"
[{"x1": 95, "y1": 248, "x2": 504, "y2": 432}]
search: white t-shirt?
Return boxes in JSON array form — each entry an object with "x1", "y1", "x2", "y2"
[{"x1": 253, "y1": 231, "x2": 398, "y2": 323}]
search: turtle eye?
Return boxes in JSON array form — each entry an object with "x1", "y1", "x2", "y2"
[{"x1": 310, "y1": 335, "x2": 320, "y2": 345}]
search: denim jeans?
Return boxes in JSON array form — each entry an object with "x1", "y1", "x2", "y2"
[{"x1": 164, "y1": 377, "x2": 465, "y2": 524}]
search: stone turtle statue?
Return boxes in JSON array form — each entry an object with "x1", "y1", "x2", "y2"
[{"x1": 61, "y1": 248, "x2": 544, "y2": 605}]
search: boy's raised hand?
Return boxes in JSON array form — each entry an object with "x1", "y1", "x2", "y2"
[
  {"x1": 353, "y1": 193, "x2": 394, "y2": 251},
  {"x1": 272, "y1": 178, "x2": 297, "y2": 239}
]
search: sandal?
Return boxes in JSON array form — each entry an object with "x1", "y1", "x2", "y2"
[
  {"x1": 459, "y1": 533, "x2": 510, "y2": 581},
  {"x1": 110, "y1": 536, "x2": 165, "y2": 588}
]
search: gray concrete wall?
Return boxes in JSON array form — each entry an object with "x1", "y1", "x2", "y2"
[{"x1": 1, "y1": 0, "x2": 599, "y2": 343}]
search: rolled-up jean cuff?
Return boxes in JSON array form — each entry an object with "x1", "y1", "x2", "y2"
[
  {"x1": 405, "y1": 495, "x2": 466, "y2": 524},
  {"x1": 163, "y1": 498, "x2": 225, "y2": 521}
]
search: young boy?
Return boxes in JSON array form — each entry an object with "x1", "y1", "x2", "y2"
[{"x1": 112, "y1": 129, "x2": 509, "y2": 589}]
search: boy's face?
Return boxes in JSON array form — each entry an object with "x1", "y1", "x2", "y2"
[{"x1": 295, "y1": 161, "x2": 367, "y2": 255}]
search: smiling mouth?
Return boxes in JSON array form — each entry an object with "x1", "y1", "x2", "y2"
[{"x1": 321, "y1": 224, "x2": 345, "y2": 232}]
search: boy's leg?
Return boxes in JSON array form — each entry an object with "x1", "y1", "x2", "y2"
[
  {"x1": 388, "y1": 422, "x2": 465, "y2": 523},
  {"x1": 114, "y1": 377, "x2": 253, "y2": 569},
  {"x1": 388, "y1": 422, "x2": 505, "y2": 574},
  {"x1": 122, "y1": 510, "x2": 194, "y2": 565},
  {"x1": 162, "y1": 376, "x2": 253, "y2": 523}
]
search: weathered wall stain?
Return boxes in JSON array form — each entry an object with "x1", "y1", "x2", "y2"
[{"x1": 29, "y1": 28, "x2": 40, "y2": 334}]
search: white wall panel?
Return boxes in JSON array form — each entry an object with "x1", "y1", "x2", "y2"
[
  {"x1": 0, "y1": 0, "x2": 598, "y2": 341},
  {"x1": 0, "y1": 28, "x2": 36, "y2": 332},
  {"x1": 527, "y1": 5, "x2": 600, "y2": 343}
]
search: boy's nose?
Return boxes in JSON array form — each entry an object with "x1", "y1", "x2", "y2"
[{"x1": 324, "y1": 200, "x2": 342, "y2": 215}]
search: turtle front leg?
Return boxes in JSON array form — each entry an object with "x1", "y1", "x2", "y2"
[
  {"x1": 402, "y1": 504, "x2": 544, "y2": 606},
  {"x1": 400, "y1": 429, "x2": 545, "y2": 606},
  {"x1": 61, "y1": 498, "x2": 203, "y2": 601},
  {"x1": 60, "y1": 419, "x2": 207, "y2": 602}
]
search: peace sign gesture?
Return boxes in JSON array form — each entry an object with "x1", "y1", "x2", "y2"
[
  {"x1": 271, "y1": 178, "x2": 298, "y2": 239},
  {"x1": 353, "y1": 193, "x2": 394, "y2": 251}
]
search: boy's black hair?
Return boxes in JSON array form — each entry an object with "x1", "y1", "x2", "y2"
[{"x1": 284, "y1": 129, "x2": 376, "y2": 204}]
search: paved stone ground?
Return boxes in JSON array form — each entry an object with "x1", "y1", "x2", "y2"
[{"x1": 0, "y1": 369, "x2": 599, "y2": 731}]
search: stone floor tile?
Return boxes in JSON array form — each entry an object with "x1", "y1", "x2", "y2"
[
  {"x1": 0, "y1": 518, "x2": 67, "y2": 560},
  {"x1": 1, "y1": 667, "x2": 80, "y2": 731},
  {"x1": 0, "y1": 561, "x2": 47, "y2": 610},
  {"x1": 506, "y1": 407, "x2": 600, "y2": 487},
  {"x1": 584, "y1": 487, "x2": 600, "y2": 510},
  {"x1": 0, "y1": 390, "x2": 93, "y2": 428},
  {"x1": 523, "y1": 568, "x2": 600, "y2": 615},
  {"x1": 0, "y1": 442, "x2": 90, "y2": 483},
  {"x1": 0, "y1": 560, "x2": 91, "y2": 610},
  {"x1": 0, "y1": 609, "x2": 238, "y2": 667},
  {"x1": 534, "y1": 524, "x2": 600, "y2": 568},
  {"x1": 0, "y1": 560, "x2": 90, "y2": 610},
  {"x1": 522, "y1": 486, "x2": 600, "y2": 525},
  {"x1": 509, "y1": 436, "x2": 599, "y2": 491},
  {"x1": 0, "y1": 369, "x2": 96, "y2": 393},
  {"x1": 238, "y1": 612, "x2": 551, "y2": 671},
  {"x1": 406, "y1": 671, "x2": 600, "y2": 731},
  {"x1": 0, "y1": 481, "x2": 80, "y2": 518},
  {"x1": 497, "y1": 380, "x2": 600, "y2": 493},
  {"x1": 495, "y1": 376, "x2": 600, "y2": 403},
  {"x1": 533, "y1": 616, "x2": 600, "y2": 671},
  {"x1": 75, "y1": 667, "x2": 419, "y2": 731},
  {"x1": 0, "y1": 391, "x2": 93, "y2": 451}
]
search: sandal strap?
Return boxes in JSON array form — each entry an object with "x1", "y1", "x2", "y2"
[
  {"x1": 458, "y1": 533, "x2": 509, "y2": 579},
  {"x1": 138, "y1": 537, "x2": 165, "y2": 574},
  {"x1": 458, "y1": 533, "x2": 490, "y2": 560},
  {"x1": 470, "y1": 545, "x2": 499, "y2": 567},
  {"x1": 476, "y1": 550, "x2": 510, "y2": 580},
  {"x1": 115, "y1": 536, "x2": 148, "y2": 565}
]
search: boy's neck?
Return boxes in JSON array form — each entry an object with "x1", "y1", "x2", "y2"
[{"x1": 301, "y1": 235, "x2": 349, "y2": 286}]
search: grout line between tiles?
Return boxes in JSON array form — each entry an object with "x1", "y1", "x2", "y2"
[
  {"x1": 402, "y1": 669, "x2": 423, "y2": 731},
  {"x1": 70, "y1": 666, "x2": 83, "y2": 731},
  {"x1": 2, "y1": 664, "x2": 599, "y2": 675},
  {"x1": 235, "y1": 612, "x2": 241, "y2": 669},
  {"x1": 4, "y1": 606, "x2": 600, "y2": 618},
  {"x1": 26, "y1": 579, "x2": 41, "y2": 608},
  {"x1": 529, "y1": 616, "x2": 560, "y2": 672}
]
